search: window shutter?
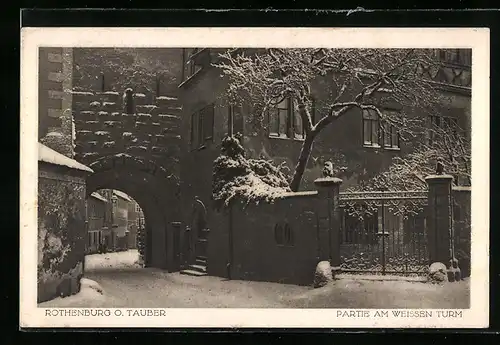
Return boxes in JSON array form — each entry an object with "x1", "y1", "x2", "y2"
[
  {"x1": 190, "y1": 112, "x2": 197, "y2": 149},
  {"x1": 198, "y1": 110, "x2": 204, "y2": 145},
  {"x1": 204, "y1": 104, "x2": 215, "y2": 141}
]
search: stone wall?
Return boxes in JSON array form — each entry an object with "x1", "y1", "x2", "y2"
[
  {"x1": 453, "y1": 187, "x2": 472, "y2": 278},
  {"x1": 72, "y1": 90, "x2": 181, "y2": 175},
  {"x1": 38, "y1": 47, "x2": 74, "y2": 158},
  {"x1": 70, "y1": 47, "x2": 184, "y2": 179},
  {"x1": 72, "y1": 48, "x2": 184, "y2": 97},
  {"x1": 38, "y1": 162, "x2": 88, "y2": 303},
  {"x1": 208, "y1": 191, "x2": 330, "y2": 286}
]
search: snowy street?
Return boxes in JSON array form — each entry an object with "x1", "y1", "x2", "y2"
[{"x1": 39, "y1": 250, "x2": 470, "y2": 309}]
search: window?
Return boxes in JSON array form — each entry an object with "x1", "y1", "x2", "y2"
[
  {"x1": 363, "y1": 109, "x2": 400, "y2": 149},
  {"x1": 363, "y1": 109, "x2": 381, "y2": 147},
  {"x1": 187, "y1": 49, "x2": 201, "y2": 78},
  {"x1": 268, "y1": 97, "x2": 304, "y2": 140},
  {"x1": 203, "y1": 104, "x2": 215, "y2": 141},
  {"x1": 437, "y1": 49, "x2": 472, "y2": 67},
  {"x1": 155, "y1": 74, "x2": 164, "y2": 97},
  {"x1": 191, "y1": 103, "x2": 215, "y2": 150},
  {"x1": 100, "y1": 73, "x2": 106, "y2": 92},
  {"x1": 182, "y1": 48, "x2": 203, "y2": 82},
  {"x1": 428, "y1": 115, "x2": 459, "y2": 144},
  {"x1": 274, "y1": 222, "x2": 294, "y2": 246},
  {"x1": 228, "y1": 104, "x2": 244, "y2": 136},
  {"x1": 382, "y1": 122, "x2": 400, "y2": 149}
]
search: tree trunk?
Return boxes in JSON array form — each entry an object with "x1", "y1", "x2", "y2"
[{"x1": 290, "y1": 134, "x2": 315, "y2": 192}]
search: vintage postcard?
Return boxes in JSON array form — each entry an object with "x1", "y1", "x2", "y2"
[{"x1": 20, "y1": 27, "x2": 490, "y2": 328}]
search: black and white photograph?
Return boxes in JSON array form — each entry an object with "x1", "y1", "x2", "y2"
[{"x1": 20, "y1": 28, "x2": 489, "y2": 328}]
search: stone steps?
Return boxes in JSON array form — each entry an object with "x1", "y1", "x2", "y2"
[
  {"x1": 189, "y1": 264, "x2": 207, "y2": 273},
  {"x1": 180, "y1": 268, "x2": 207, "y2": 277},
  {"x1": 196, "y1": 256, "x2": 207, "y2": 266}
]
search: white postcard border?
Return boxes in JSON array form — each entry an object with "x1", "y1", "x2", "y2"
[{"x1": 20, "y1": 27, "x2": 490, "y2": 328}]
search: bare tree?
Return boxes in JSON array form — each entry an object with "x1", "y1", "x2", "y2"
[{"x1": 214, "y1": 48, "x2": 444, "y2": 191}]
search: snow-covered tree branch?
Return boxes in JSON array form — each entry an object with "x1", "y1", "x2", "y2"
[
  {"x1": 354, "y1": 122, "x2": 471, "y2": 192},
  {"x1": 214, "y1": 48, "x2": 444, "y2": 191}
]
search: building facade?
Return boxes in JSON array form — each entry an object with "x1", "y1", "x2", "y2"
[
  {"x1": 86, "y1": 192, "x2": 109, "y2": 254},
  {"x1": 177, "y1": 48, "x2": 472, "y2": 279},
  {"x1": 85, "y1": 189, "x2": 138, "y2": 253},
  {"x1": 110, "y1": 190, "x2": 132, "y2": 251},
  {"x1": 127, "y1": 200, "x2": 141, "y2": 249}
]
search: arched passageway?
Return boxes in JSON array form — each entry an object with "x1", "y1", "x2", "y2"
[{"x1": 85, "y1": 154, "x2": 181, "y2": 272}]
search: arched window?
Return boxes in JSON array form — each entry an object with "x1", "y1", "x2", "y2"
[
  {"x1": 274, "y1": 222, "x2": 294, "y2": 246},
  {"x1": 191, "y1": 198, "x2": 208, "y2": 236}
]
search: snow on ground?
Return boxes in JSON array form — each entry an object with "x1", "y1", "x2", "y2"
[
  {"x1": 39, "y1": 278, "x2": 110, "y2": 308},
  {"x1": 40, "y1": 250, "x2": 470, "y2": 309},
  {"x1": 289, "y1": 277, "x2": 470, "y2": 309},
  {"x1": 84, "y1": 249, "x2": 142, "y2": 271}
]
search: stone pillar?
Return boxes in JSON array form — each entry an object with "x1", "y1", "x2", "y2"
[
  {"x1": 425, "y1": 174, "x2": 455, "y2": 270},
  {"x1": 314, "y1": 177, "x2": 343, "y2": 276},
  {"x1": 39, "y1": 47, "x2": 75, "y2": 158}
]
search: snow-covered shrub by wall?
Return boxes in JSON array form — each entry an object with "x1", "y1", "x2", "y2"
[
  {"x1": 38, "y1": 224, "x2": 72, "y2": 283},
  {"x1": 213, "y1": 136, "x2": 291, "y2": 210}
]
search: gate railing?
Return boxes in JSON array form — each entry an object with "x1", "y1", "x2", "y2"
[
  {"x1": 338, "y1": 190, "x2": 429, "y2": 276},
  {"x1": 339, "y1": 190, "x2": 428, "y2": 218}
]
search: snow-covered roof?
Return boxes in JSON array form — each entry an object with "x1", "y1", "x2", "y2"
[
  {"x1": 38, "y1": 143, "x2": 93, "y2": 172},
  {"x1": 90, "y1": 192, "x2": 108, "y2": 203},
  {"x1": 113, "y1": 190, "x2": 132, "y2": 202}
]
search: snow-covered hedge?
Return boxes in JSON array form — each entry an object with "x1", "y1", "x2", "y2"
[
  {"x1": 212, "y1": 136, "x2": 291, "y2": 210},
  {"x1": 38, "y1": 225, "x2": 72, "y2": 283}
]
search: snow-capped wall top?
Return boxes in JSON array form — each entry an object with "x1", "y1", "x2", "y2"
[
  {"x1": 38, "y1": 143, "x2": 93, "y2": 173},
  {"x1": 113, "y1": 190, "x2": 132, "y2": 202},
  {"x1": 90, "y1": 192, "x2": 108, "y2": 203},
  {"x1": 452, "y1": 186, "x2": 471, "y2": 192}
]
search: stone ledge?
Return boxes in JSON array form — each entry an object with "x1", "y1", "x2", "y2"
[
  {"x1": 425, "y1": 174, "x2": 454, "y2": 182},
  {"x1": 452, "y1": 186, "x2": 471, "y2": 192},
  {"x1": 314, "y1": 177, "x2": 343, "y2": 187}
]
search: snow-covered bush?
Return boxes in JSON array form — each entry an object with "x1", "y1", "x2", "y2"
[
  {"x1": 38, "y1": 225, "x2": 72, "y2": 283},
  {"x1": 212, "y1": 135, "x2": 291, "y2": 210}
]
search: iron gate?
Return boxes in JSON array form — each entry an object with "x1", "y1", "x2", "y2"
[{"x1": 338, "y1": 190, "x2": 429, "y2": 276}]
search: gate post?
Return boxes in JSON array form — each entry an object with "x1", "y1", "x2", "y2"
[
  {"x1": 425, "y1": 174, "x2": 457, "y2": 278},
  {"x1": 314, "y1": 177, "x2": 343, "y2": 276}
]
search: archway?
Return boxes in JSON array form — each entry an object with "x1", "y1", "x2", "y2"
[{"x1": 85, "y1": 154, "x2": 181, "y2": 272}]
